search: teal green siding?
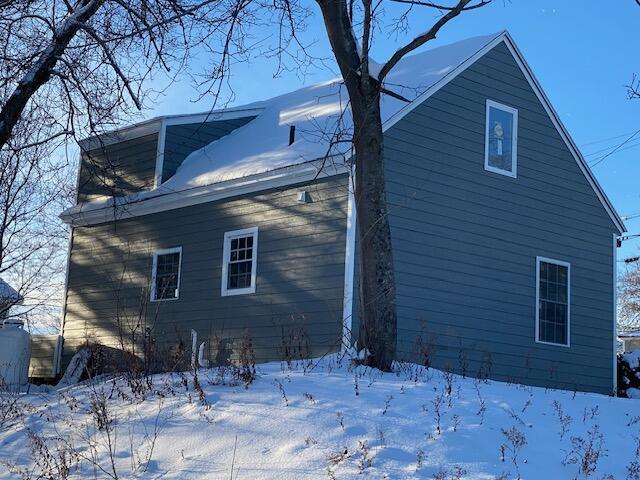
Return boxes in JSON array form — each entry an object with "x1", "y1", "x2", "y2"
[
  {"x1": 63, "y1": 175, "x2": 349, "y2": 369},
  {"x1": 78, "y1": 133, "x2": 158, "y2": 202},
  {"x1": 382, "y1": 41, "x2": 617, "y2": 394}
]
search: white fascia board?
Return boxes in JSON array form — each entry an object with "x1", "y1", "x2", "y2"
[
  {"x1": 78, "y1": 107, "x2": 265, "y2": 151},
  {"x1": 382, "y1": 31, "x2": 626, "y2": 235},
  {"x1": 62, "y1": 158, "x2": 350, "y2": 227},
  {"x1": 79, "y1": 119, "x2": 162, "y2": 151},
  {"x1": 162, "y1": 108, "x2": 264, "y2": 126}
]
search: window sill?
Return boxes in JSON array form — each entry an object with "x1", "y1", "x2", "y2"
[
  {"x1": 150, "y1": 296, "x2": 180, "y2": 303},
  {"x1": 484, "y1": 165, "x2": 517, "y2": 178},
  {"x1": 221, "y1": 286, "x2": 256, "y2": 297},
  {"x1": 535, "y1": 338, "x2": 570, "y2": 348}
]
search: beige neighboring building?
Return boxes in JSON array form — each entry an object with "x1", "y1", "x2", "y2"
[
  {"x1": 620, "y1": 331, "x2": 640, "y2": 353},
  {"x1": 0, "y1": 277, "x2": 21, "y2": 321}
]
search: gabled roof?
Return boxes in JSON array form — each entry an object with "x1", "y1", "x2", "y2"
[
  {"x1": 61, "y1": 31, "x2": 625, "y2": 234},
  {"x1": 0, "y1": 277, "x2": 21, "y2": 303}
]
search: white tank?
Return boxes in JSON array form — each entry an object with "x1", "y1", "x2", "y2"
[{"x1": 0, "y1": 319, "x2": 31, "y2": 392}]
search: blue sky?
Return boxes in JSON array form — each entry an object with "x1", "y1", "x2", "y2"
[{"x1": 148, "y1": 0, "x2": 640, "y2": 261}]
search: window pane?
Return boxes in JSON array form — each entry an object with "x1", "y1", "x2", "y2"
[
  {"x1": 487, "y1": 106, "x2": 514, "y2": 173},
  {"x1": 548, "y1": 263, "x2": 557, "y2": 283},
  {"x1": 558, "y1": 285, "x2": 567, "y2": 302}
]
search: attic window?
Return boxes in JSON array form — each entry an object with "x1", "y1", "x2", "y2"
[
  {"x1": 221, "y1": 227, "x2": 258, "y2": 296},
  {"x1": 484, "y1": 100, "x2": 518, "y2": 178}
]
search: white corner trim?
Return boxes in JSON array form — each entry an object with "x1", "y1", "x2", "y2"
[
  {"x1": 382, "y1": 31, "x2": 625, "y2": 235},
  {"x1": 484, "y1": 99, "x2": 518, "y2": 178},
  {"x1": 221, "y1": 227, "x2": 259, "y2": 297},
  {"x1": 341, "y1": 168, "x2": 357, "y2": 352},
  {"x1": 154, "y1": 119, "x2": 167, "y2": 188},
  {"x1": 150, "y1": 246, "x2": 183, "y2": 302},
  {"x1": 535, "y1": 256, "x2": 571, "y2": 348},
  {"x1": 613, "y1": 233, "x2": 618, "y2": 396}
]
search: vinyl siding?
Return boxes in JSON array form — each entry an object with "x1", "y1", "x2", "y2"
[
  {"x1": 161, "y1": 117, "x2": 256, "y2": 183},
  {"x1": 383, "y1": 41, "x2": 617, "y2": 394},
  {"x1": 29, "y1": 335, "x2": 61, "y2": 378},
  {"x1": 62, "y1": 175, "x2": 349, "y2": 369},
  {"x1": 77, "y1": 133, "x2": 158, "y2": 202}
]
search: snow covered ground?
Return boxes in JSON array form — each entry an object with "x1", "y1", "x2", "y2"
[{"x1": 0, "y1": 355, "x2": 638, "y2": 479}]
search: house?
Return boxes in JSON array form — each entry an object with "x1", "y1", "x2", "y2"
[
  {"x1": 0, "y1": 277, "x2": 21, "y2": 321},
  {"x1": 620, "y1": 331, "x2": 640, "y2": 352},
  {"x1": 58, "y1": 31, "x2": 625, "y2": 395}
]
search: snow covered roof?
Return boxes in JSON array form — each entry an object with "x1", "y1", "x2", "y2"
[
  {"x1": 620, "y1": 330, "x2": 640, "y2": 339},
  {"x1": 61, "y1": 31, "x2": 625, "y2": 234},
  {"x1": 162, "y1": 33, "x2": 499, "y2": 190},
  {"x1": 0, "y1": 278, "x2": 21, "y2": 303}
]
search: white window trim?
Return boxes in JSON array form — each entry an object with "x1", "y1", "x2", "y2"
[
  {"x1": 150, "y1": 246, "x2": 183, "y2": 302},
  {"x1": 484, "y1": 99, "x2": 518, "y2": 178},
  {"x1": 221, "y1": 227, "x2": 258, "y2": 297},
  {"x1": 535, "y1": 256, "x2": 571, "y2": 348}
]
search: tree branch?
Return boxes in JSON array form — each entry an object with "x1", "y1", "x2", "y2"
[
  {"x1": 377, "y1": 0, "x2": 490, "y2": 83},
  {"x1": 0, "y1": 0, "x2": 104, "y2": 149},
  {"x1": 389, "y1": 0, "x2": 488, "y2": 10},
  {"x1": 78, "y1": 23, "x2": 143, "y2": 110}
]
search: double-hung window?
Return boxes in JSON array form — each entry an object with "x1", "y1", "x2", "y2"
[
  {"x1": 536, "y1": 257, "x2": 570, "y2": 346},
  {"x1": 151, "y1": 247, "x2": 182, "y2": 301},
  {"x1": 221, "y1": 227, "x2": 258, "y2": 296},
  {"x1": 485, "y1": 100, "x2": 518, "y2": 178}
]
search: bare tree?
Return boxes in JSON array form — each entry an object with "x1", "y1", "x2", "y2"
[
  {"x1": 312, "y1": 0, "x2": 490, "y2": 369},
  {"x1": 0, "y1": 0, "x2": 260, "y2": 329},
  {"x1": 620, "y1": 261, "x2": 640, "y2": 332},
  {"x1": 0, "y1": 113, "x2": 73, "y2": 329}
]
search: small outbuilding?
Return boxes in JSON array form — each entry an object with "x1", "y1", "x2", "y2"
[
  {"x1": 619, "y1": 331, "x2": 640, "y2": 353},
  {"x1": 0, "y1": 277, "x2": 22, "y2": 321}
]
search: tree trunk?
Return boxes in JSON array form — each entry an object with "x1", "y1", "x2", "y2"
[
  {"x1": 352, "y1": 95, "x2": 397, "y2": 371},
  {"x1": 316, "y1": 0, "x2": 397, "y2": 371}
]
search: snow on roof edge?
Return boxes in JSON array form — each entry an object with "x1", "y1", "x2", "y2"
[{"x1": 78, "y1": 104, "x2": 268, "y2": 148}]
